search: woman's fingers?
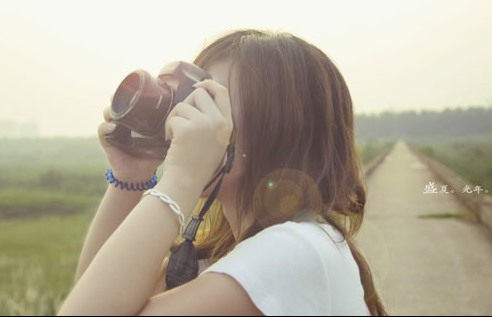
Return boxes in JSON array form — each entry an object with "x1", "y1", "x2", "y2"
[
  {"x1": 164, "y1": 103, "x2": 202, "y2": 140},
  {"x1": 98, "y1": 108, "x2": 116, "y2": 146},
  {"x1": 165, "y1": 116, "x2": 188, "y2": 142},
  {"x1": 193, "y1": 80, "x2": 231, "y2": 118},
  {"x1": 98, "y1": 121, "x2": 116, "y2": 136},
  {"x1": 167, "y1": 102, "x2": 202, "y2": 121},
  {"x1": 103, "y1": 107, "x2": 111, "y2": 122},
  {"x1": 182, "y1": 87, "x2": 221, "y2": 117},
  {"x1": 97, "y1": 121, "x2": 117, "y2": 146},
  {"x1": 164, "y1": 80, "x2": 233, "y2": 145}
]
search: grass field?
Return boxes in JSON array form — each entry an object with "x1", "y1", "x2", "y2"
[
  {"x1": 0, "y1": 213, "x2": 92, "y2": 315},
  {"x1": 0, "y1": 137, "x2": 392, "y2": 315},
  {"x1": 414, "y1": 137, "x2": 492, "y2": 194},
  {"x1": 0, "y1": 138, "x2": 105, "y2": 315}
]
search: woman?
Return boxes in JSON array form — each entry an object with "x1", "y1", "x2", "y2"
[{"x1": 59, "y1": 29, "x2": 386, "y2": 316}]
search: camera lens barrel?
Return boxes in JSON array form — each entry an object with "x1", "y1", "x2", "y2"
[{"x1": 110, "y1": 70, "x2": 172, "y2": 136}]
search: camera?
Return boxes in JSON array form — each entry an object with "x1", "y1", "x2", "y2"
[{"x1": 106, "y1": 61, "x2": 211, "y2": 159}]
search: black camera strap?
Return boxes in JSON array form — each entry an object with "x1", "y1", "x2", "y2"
[{"x1": 165, "y1": 143, "x2": 235, "y2": 289}]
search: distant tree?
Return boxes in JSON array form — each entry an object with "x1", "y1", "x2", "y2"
[{"x1": 355, "y1": 106, "x2": 492, "y2": 140}]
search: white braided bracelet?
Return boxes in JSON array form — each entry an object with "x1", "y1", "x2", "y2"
[{"x1": 143, "y1": 189, "x2": 185, "y2": 234}]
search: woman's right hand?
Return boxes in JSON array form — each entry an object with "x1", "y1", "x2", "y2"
[{"x1": 98, "y1": 107, "x2": 163, "y2": 183}]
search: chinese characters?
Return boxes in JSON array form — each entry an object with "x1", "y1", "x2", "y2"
[{"x1": 423, "y1": 181, "x2": 488, "y2": 194}]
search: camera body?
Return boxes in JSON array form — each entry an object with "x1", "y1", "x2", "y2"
[{"x1": 106, "y1": 61, "x2": 211, "y2": 159}]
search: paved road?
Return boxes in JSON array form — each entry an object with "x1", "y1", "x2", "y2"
[{"x1": 357, "y1": 141, "x2": 492, "y2": 315}]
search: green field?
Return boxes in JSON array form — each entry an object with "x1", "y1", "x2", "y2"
[
  {"x1": 0, "y1": 138, "x2": 106, "y2": 315},
  {"x1": 0, "y1": 137, "x2": 392, "y2": 315},
  {"x1": 413, "y1": 137, "x2": 492, "y2": 195},
  {"x1": 0, "y1": 213, "x2": 92, "y2": 315}
]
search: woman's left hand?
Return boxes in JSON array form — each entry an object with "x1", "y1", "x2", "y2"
[{"x1": 162, "y1": 79, "x2": 233, "y2": 189}]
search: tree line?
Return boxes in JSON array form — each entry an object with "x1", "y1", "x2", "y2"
[{"x1": 355, "y1": 107, "x2": 492, "y2": 140}]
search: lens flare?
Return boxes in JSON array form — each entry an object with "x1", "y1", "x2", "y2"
[{"x1": 253, "y1": 168, "x2": 323, "y2": 227}]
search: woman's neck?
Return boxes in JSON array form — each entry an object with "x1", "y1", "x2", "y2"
[{"x1": 219, "y1": 194, "x2": 254, "y2": 241}]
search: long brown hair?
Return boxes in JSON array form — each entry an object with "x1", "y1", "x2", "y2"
[{"x1": 190, "y1": 30, "x2": 386, "y2": 315}]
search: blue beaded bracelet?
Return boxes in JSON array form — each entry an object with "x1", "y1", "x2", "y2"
[{"x1": 105, "y1": 169, "x2": 158, "y2": 191}]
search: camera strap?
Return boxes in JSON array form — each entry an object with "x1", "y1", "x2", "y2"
[{"x1": 165, "y1": 142, "x2": 235, "y2": 289}]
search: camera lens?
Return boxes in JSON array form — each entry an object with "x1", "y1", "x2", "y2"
[
  {"x1": 110, "y1": 70, "x2": 174, "y2": 136},
  {"x1": 112, "y1": 72, "x2": 142, "y2": 116}
]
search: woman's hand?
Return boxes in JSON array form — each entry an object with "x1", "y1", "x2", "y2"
[
  {"x1": 98, "y1": 108, "x2": 162, "y2": 182},
  {"x1": 162, "y1": 79, "x2": 233, "y2": 189}
]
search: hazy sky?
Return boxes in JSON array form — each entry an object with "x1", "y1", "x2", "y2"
[{"x1": 1, "y1": 0, "x2": 491, "y2": 137}]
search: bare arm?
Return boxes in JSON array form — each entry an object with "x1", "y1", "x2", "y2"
[
  {"x1": 74, "y1": 185, "x2": 142, "y2": 280},
  {"x1": 58, "y1": 172, "x2": 203, "y2": 315},
  {"x1": 74, "y1": 106, "x2": 162, "y2": 281}
]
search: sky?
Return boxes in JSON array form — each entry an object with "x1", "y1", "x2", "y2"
[{"x1": 0, "y1": 0, "x2": 491, "y2": 137}]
